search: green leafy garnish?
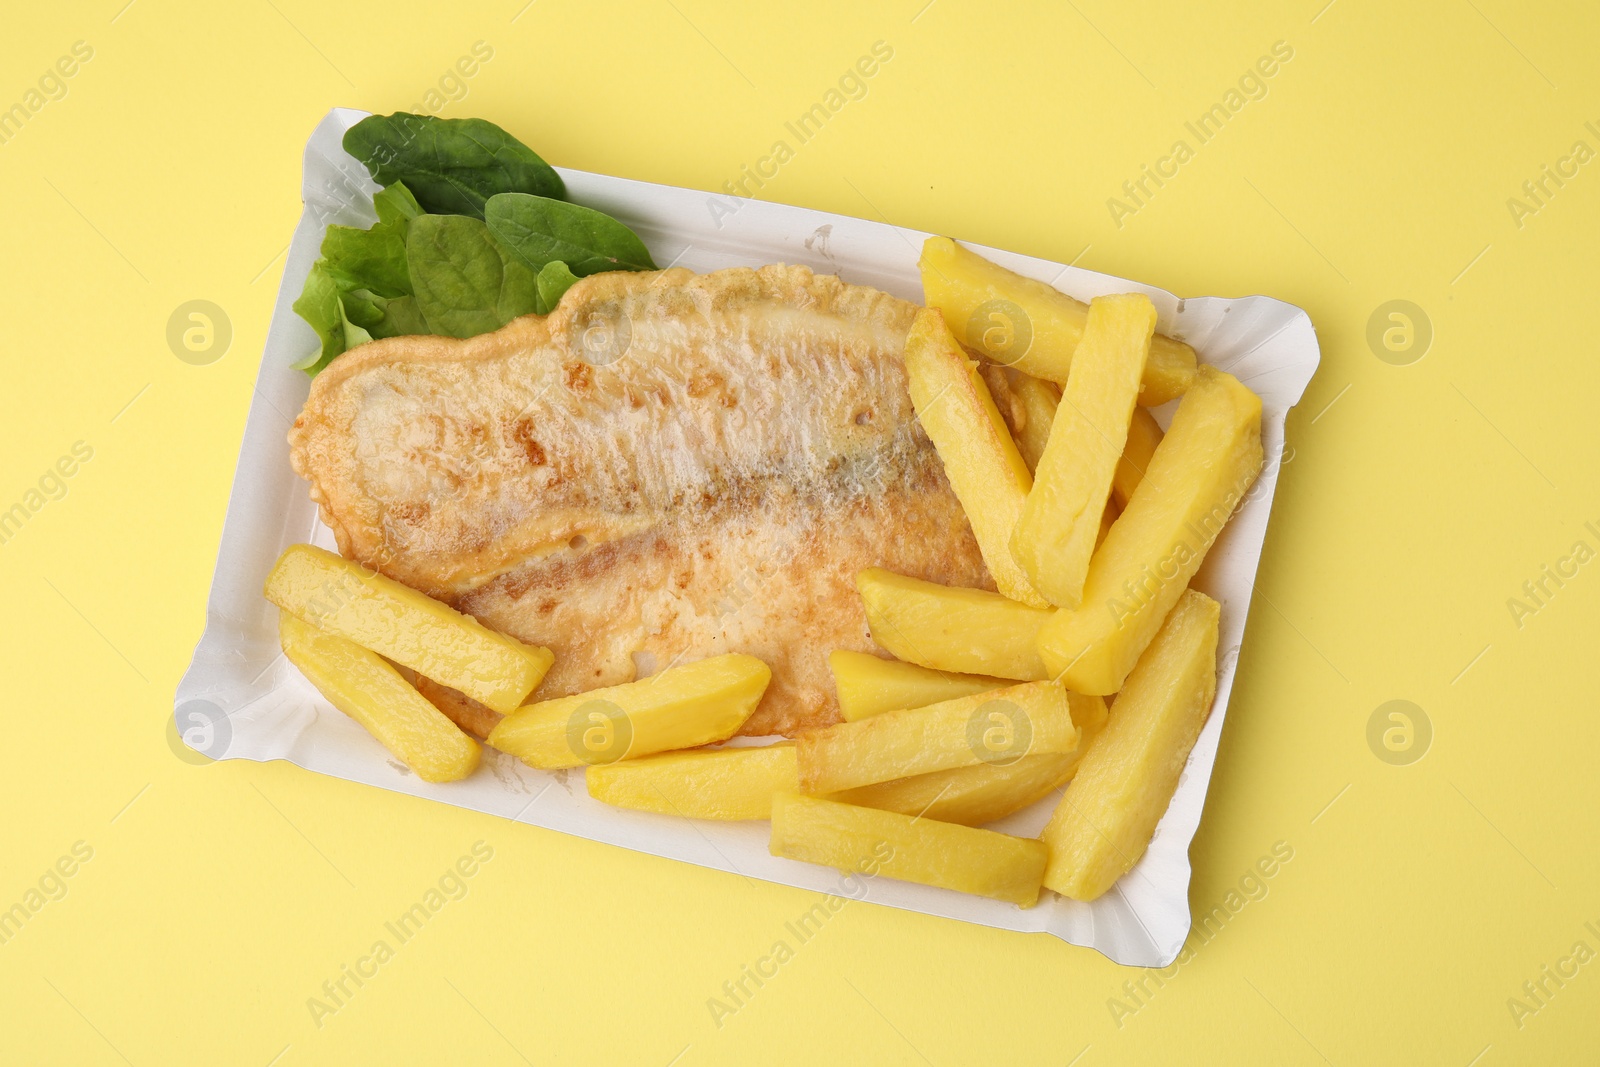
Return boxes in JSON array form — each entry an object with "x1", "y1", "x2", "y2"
[
  {"x1": 290, "y1": 263, "x2": 346, "y2": 373},
  {"x1": 535, "y1": 260, "x2": 581, "y2": 314},
  {"x1": 320, "y1": 225, "x2": 410, "y2": 298},
  {"x1": 372, "y1": 181, "x2": 423, "y2": 231},
  {"x1": 406, "y1": 215, "x2": 541, "y2": 338},
  {"x1": 342, "y1": 113, "x2": 565, "y2": 219},
  {"x1": 486, "y1": 192, "x2": 656, "y2": 276},
  {"x1": 292, "y1": 113, "x2": 656, "y2": 374},
  {"x1": 341, "y1": 289, "x2": 428, "y2": 339},
  {"x1": 291, "y1": 262, "x2": 371, "y2": 371},
  {"x1": 321, "y1": 179, "x2": 422, "y2": 298}
]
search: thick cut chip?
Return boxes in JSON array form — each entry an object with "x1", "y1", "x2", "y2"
[
  {"x1": 1012, "y1": 294, "x2": 1155, "y2": 608},
  {"x1": 796, "y1": 681, "x2": 1078, "y2": 795},
  {"x1": 586, "y1": 744, "x2": 796, "y2": 820},
  {"x1": 919, "y1": 236, "x2": 1195, "y2": 406},
  {"x1": 831, "y1": 754, "x2": 1077, "y2": 827},
  {"x1": 1112, "y1": 406, "x2": 1164, "y2": 510},
  {"x1": 1002, "y1": 367, "x2": 1157, "y2": 522},
  {"x1": 833, "y1": 691, "x2": 1107, "y2": 825},
  {"x1": 1004, "y1": 368, "x2": 1062, "y2": 474},
  {"x1": 488, "y1": 653, "x2": 771, "y2": 769},
  {"x1": 856, "y1": 567, "x2": 1053, "y2": 681},
  {"x1": 770, "y1": 793, "x2": 1048, "y2": 906},
  {"x1": 904, "y1": 309, "x2": 1047, "y2": 607},
  {"x1": 827, "y1": 650, "x2": 1008, "y2": 722},
  {"x1": 1041, "y1": 589, "x2": 1220, "y2": 900},
  {"x1": 1000, "y1": 371, "x2": 1123, "y2": 558},
  {"x1": 1036, "y1": 367, "x2": 1262, "y2": 694},
  {"x1": 278, "y1": 611, "x2": 480, "y2": 783},
  {"x1": 265, "y1": 543, "x2": 552, "y2": 714}
]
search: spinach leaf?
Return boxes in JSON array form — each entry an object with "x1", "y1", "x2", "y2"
[
  {"x1": 294, "y1": 115, "x2": 652, "y2": 373},
  {"x1": 500, "y1": 252, "x2": 542, "y2": 325},
  {"x1": 407, "y1": 214, "x2": 541, "y2": 338},
  {"x1": 535, "y1": 260, "x2": 580, "y2": 314},
  {"x1": 486, "y1": 192, "x2": 656, "y2": 276},
  {"x1": 344, "y1": 113, "x2": 565, "y2": 219}
]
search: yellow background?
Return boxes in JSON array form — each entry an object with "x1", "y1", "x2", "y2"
[{"x1": 2, "y1": 0, "x2": 1596, "y2": 1063}]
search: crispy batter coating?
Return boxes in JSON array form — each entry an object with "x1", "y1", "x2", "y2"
[{"x1": 290, "y1": 265, "x2": 991, "y2": 736}]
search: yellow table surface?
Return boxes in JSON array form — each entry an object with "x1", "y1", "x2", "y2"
[{"x1": 3, "y1": 2, "x2": 1595, "y2": 1063}]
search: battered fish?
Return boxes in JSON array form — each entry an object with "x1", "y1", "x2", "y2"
[{"x1": 290, "y1": 264, "x2": 992, "y2": 737}]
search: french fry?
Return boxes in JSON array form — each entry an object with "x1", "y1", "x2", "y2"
[
  {"x1": 1041, "y1": 589, "x2": 1220, "y2": 900},
  {"x1": 919, "y1": 236, "x2": 1196, "y2": 406},
  {"x1": 827, "y1": 650, "x2": 1008, "y2": 722},
  {"x1": 797, "y1": 681, "x2": 1078, "y2": 795},
  {"x1": 903, "y1": 309, "x2": 1048, "y2": 607},
  {"x1": 1035, "y1": 367, "x2": 1262, "y2": 694},
  {"x1": 488, "y1": 653, "x2": 771, "y2": 769},
  {"x1": 1112, "y1": 406, "x2": 1164, "y2": 510},
  {"x1": 265, "y1": 543, "x2": 552, "y2": 714},
  {"x1": 833, "y1": 691, "x2": 1107, "y2": 825},
  {"x1": 586, "y1": 744, "x2": 796, "y2": 820},
  {"x1": 770, "y1": 793, "x2": 1048, "y2": 907},
  {"x1": 1005, "y1": 367, "x2": 1160, "y2": 524},
  {"x1": 1011, "y1": 294, "x2": 1156, "y2": 608},
  {"x1": 1006, "y1": 367, "x2": 1139, "y2": 555},
  {"x1": 856, "y1": 567, "x2": 1053, "y2": 681},
  {"x1": 1004, "y1": 368, "x2": 1062, "y2": 474},
  {"x1": 278, "y1": 611, "x2": 480, "y2": 783},
  {"x1": 832, "y1": 755, "x2": 1076, "y2": 826}
]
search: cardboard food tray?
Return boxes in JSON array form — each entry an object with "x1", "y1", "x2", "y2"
[{"x1": 175, "y1": 108, "x2": 1318, "y2": 967}]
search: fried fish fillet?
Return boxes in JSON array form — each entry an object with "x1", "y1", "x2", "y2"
[{"x1": 290, "y1": 264, "x2": 992, "y2": 737}]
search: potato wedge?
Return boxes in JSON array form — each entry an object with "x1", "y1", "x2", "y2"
[
  {"x1": 265, "y1": 544, "x2": 552, "y2": 714},
  {"x1": 797, "y1": 681, "x2": 1078, "y2": 795},
  {"x1": 278, "y1": 611, "x2": 480, "y2": 783},
  {"x1": 770, "y1": 793, "x2": 1048, "y2": 906},
  {"x1": 856, "y1": 567, "x2": 1053, "y2": 681},
  {"x1": 831, "y1": 754, "x2": 1076, "y2": 826},
  {"x1": 1012, "y1": 294, "x2": 1156, "y2": 608},
  {"x1": 586, "y1": 744, "x2": 796, "y2": 820},
  {"x1": 1112, "y1": 406, "x2": 1164, "y2": 510},
  {"x1": 827, "y1": 650, "x2": 1008, "y2": 722},
  {"x1": 488, "y1": 653, "x2": 771, "y2": 769},
  {"x1": 903, "y1": 308, "x2": 1047, "y2": 607},
  {"x1": 1042, "y1": 589, "x2": 1220, "y2": 900},
  {"x1": 1036, "y1": 367, "x2": 1262, "y2": 694},
  {"x1": 833, "y1": 691, "x2": 1107, "y2": 825},
  {"x1": 1004, "y1": 368, "x2": 1061, "y2": 474},
  {"x1": 919, "y1": 236, "x2": 1196, "y2": 406}
]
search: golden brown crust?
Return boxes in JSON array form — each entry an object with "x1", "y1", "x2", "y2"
[{"x1": 290, "y1": 264, "x2": 991, "y2": 736}]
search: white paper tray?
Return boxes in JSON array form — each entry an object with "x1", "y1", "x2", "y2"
[{"x1": 175, "y1": 109, "x2": 1318, "y2": 967}]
